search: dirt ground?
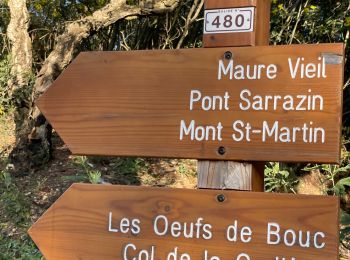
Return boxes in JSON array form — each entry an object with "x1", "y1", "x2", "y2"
[{"x1": 19, "y1": 136, "x2": 196, "y2": 219}]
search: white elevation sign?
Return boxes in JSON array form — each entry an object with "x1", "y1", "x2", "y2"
[{"x1": 204, "y1": 7, "x2": 255, "y2": 34}]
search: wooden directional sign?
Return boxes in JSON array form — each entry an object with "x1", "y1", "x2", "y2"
[
  {"x1": 38, "y1": 43, "x2": 344, "y2": 163},
  {"x1": 29, "y1": 184, "x2": 339, "y2": 260}
]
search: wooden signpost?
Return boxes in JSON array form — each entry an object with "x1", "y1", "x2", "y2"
[
  {"x1": 200, "y1": 0, "x2": 270, "y2": 191},
  {"x1": 29, "y1": 184, "x2": 339, "y2": 260},
  {"x1": 29, "y1": 0, "x2": 344, "y2": 259}
]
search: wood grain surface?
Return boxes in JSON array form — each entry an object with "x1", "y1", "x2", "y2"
[
  {"x1": 198, "y1": 161, "x2": 266, "y2": 190},
  {"x1": 37, "y1": 43, "x2": 344, "y2": 163},
  {"x1": 28, "y1": 184, "x2": 339, "y2": 260}
]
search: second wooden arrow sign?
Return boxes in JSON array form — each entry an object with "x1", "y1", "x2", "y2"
[
  {"x1": 37, "y1": 43, "x2": 344, "y2": 163},
  {"x1": 29, "y1": 184, "x2": 339, "y2": 260}
]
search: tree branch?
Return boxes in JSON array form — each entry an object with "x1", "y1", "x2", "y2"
[
  {"x1": 7, "y1": 0, "x2": 32, "y2": 87},
  {"x1": 32, "y1": 0, "x2": 180, "y2": 105},
  {"x1": 176, "y1": 0, "x2": 203, "y2": 49}
]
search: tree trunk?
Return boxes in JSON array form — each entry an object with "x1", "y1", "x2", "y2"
[
  {"x1": 7, "y1": 0, "x2": 34, "y2": 172},
  {"x1": 10, "y1": 0, "x2": 179, "y2": 171},
  {"x1": 7, "y1": 0, "x2": 32, "y2": 87}
]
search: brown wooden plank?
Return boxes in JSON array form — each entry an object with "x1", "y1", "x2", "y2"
[
  {"x1": 29, "y1": 184, "x2": 339, "y2": 260},
  {"x1": 255, "y1": 0, "x2": 270, "y2": 46},
  {"x1": 37, "y1": 44, "x2": 344, "y2": 163}
]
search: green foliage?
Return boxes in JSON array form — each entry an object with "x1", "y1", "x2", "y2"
[
  {"x1": 340, "y1": 210, "x2": 350, "y2": 250},
  {"x1": 270, "y1": 0, "x2": 350, "y2": 124},
  {"x1": 87, "y1": 170, "x2": 102, "y2": 184},
  {"x1": 1, "y1": 168, "x2": 11, "y2": 189},
  {"x1": 0, "y1": 54, "x2": 34, "y2": 117},
  {"x1": 178, "y1": 163, "x2": 190, "y2": 175},
  {"x1": 0, "y1": 234, "x2": 43, "y2": 260},
  {"x1": 11, "y1": 72, "x2": 35, "y2": 107},
  {"x1": 0, "y1": 165, "x2": 41, "y2": 259},
  {"x1": 270, "y1": 1, "x2": 348, "y2": 44},
  {"x1": 265, "y1": 162, "x2": 298, "y2": 193},
  {"x1": 177, "y1": 160, "x2": 196, "y2": 176},
  {"x1": 0, "y1": 174, "x2": 30, "y2": 225},
  {"x1": 71, "y1": 156, "x2": 102, "y2": 184},
  {"x1": 65, "y1": 156, "x2": 149, "y2": 185},
  {"x1": 0, "y1": 2, "x2": 10, "y2": 54},
  {"x1": 0, "y1": 55, "x2": 12, "y2": 114},
  {"x1": 111, "y1": 157, "x2": 149, "y2": 176},
  {"x1": 335, "y1": 177, "x2": 350, "y2": 196},
  {"x1": 73, "y1": 155, "x2": 90, "y2": 171}
]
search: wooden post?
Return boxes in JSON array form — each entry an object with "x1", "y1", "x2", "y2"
[{"x1": 198, "y1": 0, "x2": 271, "y2": 191}]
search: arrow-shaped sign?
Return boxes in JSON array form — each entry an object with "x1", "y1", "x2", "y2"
[
  {"x1": 38, "y1": 43, "x2": 344, "y2": 163},
  {"x1": 29, "y1": 184, "x2": 339, "y2": 259}
]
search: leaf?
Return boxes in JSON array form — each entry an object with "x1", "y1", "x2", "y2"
[
  {"x1": 280, "y1": 170, "x2": 289, "y2": 178},
  {"x1": 335, "y1": 164, "x2": 350, "y2": 174},
  {"x1": 336, "y1": 177, "x2": 350, "y2": 187},
  {"x1": 302, "y1": 164, "x2": 320, "y2": 171},
  {"x1": 340, "y1": 210, "x2": 350, "y2": 225},
  {"x1": 273, "y1": 162, "x2": 279, "y2": 173}
]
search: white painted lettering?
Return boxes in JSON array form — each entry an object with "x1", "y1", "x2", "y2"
[
  {"x1": 154, "y1": 215, "x2": 212, "y2": 240},
  {"x1": 266, "y1": 64, "x2": 278, "y2": 79},
  {"x1": 204, "y1": 250, "x2": 220, "y2": 260},
  {"x1": 238, "y1": 89, "x2": 323, "y2": 111},
  {"x1": 131, "y1": 219, "x2": 141, "y2": 235},
  {"x1": 180, "y1": 120, "x2": 223, "y2": 141},
  {"x1": 239, "y1": 89, "x2": 251, "y2": 110},
  {"x1": 154, "y1": 215, "x2": 168, "y2": 236},
  {"x1": 314, "y1": 232, "x2": 326, "y2": 249},
  {"x1": 167, "y1": 247, "x2": 191, "y2": 260},
  {"x1": 284, "y1": 229, "x2": 297, "y2": 247},
  {"x1": 190, "y1": 90, "x2": 201, "y2": 110},
  {"x1": 226, "y1": 220, "x2": 252, "y2": 243},
  {"x1": 218, "y1": 59, "x2": 278, "y2": 80},
  {"x1": 108, "y1": 212, "x2": 119, "y2": 233},
  {"x1": 180, "y1": 120, "x2": 194, "y2": 140},
  {"x1": 262, "y1": 121, "x2": 325, "y2": 143},
  {"x1": 267, "y1": 222, "x2": 326, "y2": 250},
  {"x1": 218, "y1": 60, "x2": 233, "y2": 80},
  {"x1": 241, "y1": 226, "x2": 252, "y2": 243},
  {"x1": 171, "y1": 221, "x2": 182, "y2": 238},
  {"x1": 288, "y1": 57, "x2": 327, "y2": 79},
  {"x1": 267, "y1": 222, "x2": 281, "y2": 245},
  {"x1": 232, "y1": 120, "x2": 245, "y2": 142},
  {"x1": 123, "y1": 243, "x2": 136, "y2": 260},
  {"x1": 120, "y1": 218, "x2": 130, "y2": 233},
  {"x1": 289, "y1": 57, "x2": 300, "y2": 79},
  {"x1": 236, "y1": 253, "x2": 250, "y2": 260}
]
